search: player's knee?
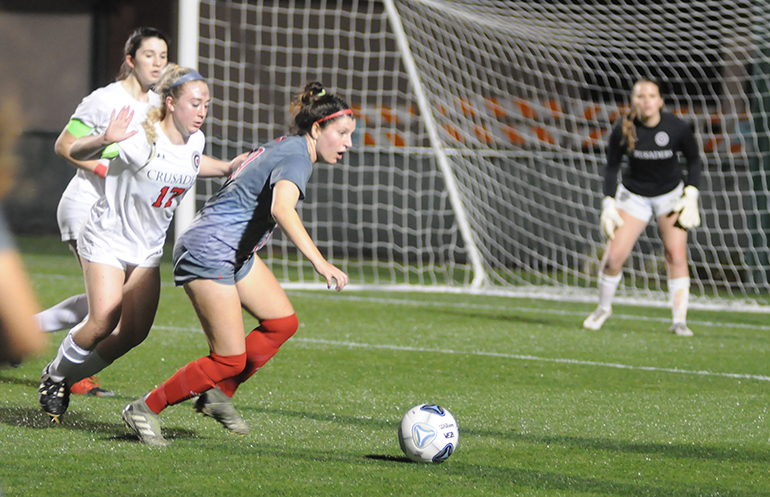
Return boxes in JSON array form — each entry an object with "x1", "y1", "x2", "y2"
[
  {"x1": 261, "y1": 313, "x2": 299, "y2": 348},
  {"x1": 602, "y1": 254, "x2": 625, "y2": 274},
  {"x1": 664, "y1": 248, "x2": 687, "y2": 268},
  {"x1": 82, "y1": 308, "x2": 122, "y2": 342}
]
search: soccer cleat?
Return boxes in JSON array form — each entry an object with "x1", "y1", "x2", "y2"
[
  {"x1": 39, "y1": 365, "x2": 70, "y2": 424},
  {"x1": 670, "y1": 322, "x2": 694, "y2": 337},
  {"x1": 195, "y1": 386, "x2": 250, "y2": 435},
  {"x1": 122, "y1": 396, "x2": 171, "y2": 447},
  {"x1": 583, "y1": 307, "x2": 612, "y2": 331},
  {"x1": 70, "y1": 376, "x2": 115, "y2": 397}
]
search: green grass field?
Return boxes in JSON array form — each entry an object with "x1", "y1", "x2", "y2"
[{"x1": 1, "y1": 237, "x2": 769, "y2": 496}]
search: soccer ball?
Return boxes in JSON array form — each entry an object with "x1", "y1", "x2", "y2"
[{"x1": 398, "y1": 404, "x2": 459, "y2": 463}]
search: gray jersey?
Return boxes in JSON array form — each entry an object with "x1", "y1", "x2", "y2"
[{"x1": 177, "y1": 135, "x2": 313, "y2": 271}]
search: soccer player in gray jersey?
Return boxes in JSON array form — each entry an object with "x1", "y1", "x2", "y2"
[
  {"x1": 122, "y1": 81, "x2": 352, "y2": 446},
  {"x1": 584, "y1": 79, "x2": 703, "y2": 337}
]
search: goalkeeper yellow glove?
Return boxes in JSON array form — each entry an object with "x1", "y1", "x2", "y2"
[
  {"x1": 673, "y1": 185, "x2": 700, "y2": 229},
  {"x1": 600, "y1": 196, "x2": 624, "y2": 240}
]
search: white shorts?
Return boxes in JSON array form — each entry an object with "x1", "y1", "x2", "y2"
[
  {"x1": 615, "y1": 183, "x2": 683, "y2": 223},
  {"x1": 56, "y1": 196, "x2": 94, "y2": 242},
  {"x1": 77, "y1": 228, "x2": 162, "y2": 271}
]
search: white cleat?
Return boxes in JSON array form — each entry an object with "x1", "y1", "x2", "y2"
[
  {"x1": 670, "y1": 322, "x2": 694, "y2": 337},
  {"x1": 583, "y1": 307, "x2": 612, "y2": 330},
  {"x1": 122, "y1": 396, "x2": 171, "y2": 447}
]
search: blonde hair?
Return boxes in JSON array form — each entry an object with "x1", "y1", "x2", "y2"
[
  {"x1": 621, "y1": 79, "x2": 660, "y2": 152},
  {"x1": 142, "y1": 64, "x2": 206, "y2": 144},
  {"x1": 0, "y1": 92, "x2": 23, "y2": 199}
]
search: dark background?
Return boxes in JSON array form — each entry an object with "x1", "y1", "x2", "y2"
[{"x1": 0, "y1": 0, "x2": 175, "y2": 233}]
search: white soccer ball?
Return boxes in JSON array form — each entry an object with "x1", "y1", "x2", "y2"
[{"x1": 398, "y1": 403, "x2": 459, "y2": 463}]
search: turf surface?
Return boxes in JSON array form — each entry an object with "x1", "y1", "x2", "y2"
[{"x1": 1, "y1": 237, "x2": 769, "y2": 496}]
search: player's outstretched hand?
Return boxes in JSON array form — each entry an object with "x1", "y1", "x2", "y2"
[
  {"x1": 672, "y1": 186, "x2": 700, "y2": 229},
  {"x1": 600, "y1": 196, "x2": 624, "y2": 240},
  {"x1": 228, "y1": 151, "x2": 251, "y2": 175},
  {"x1": 314, "y1": 260, "x2": 349, "y2": 291},
  {"x1": 104, "y1": 106, "x2": 138, "y2": 144}
]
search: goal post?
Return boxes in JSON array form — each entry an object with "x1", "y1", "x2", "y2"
[
  {"x1": 174, "y1": 0, "x2": 200, "y2": 240},
  {"x1": 382, "y1": 0, "x2": 486, "y2": 289},
  {"x1": 188, "y1": 0, "x2": 770, "y2": 310}
]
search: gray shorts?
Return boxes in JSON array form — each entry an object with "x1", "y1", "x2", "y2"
[{"x1": 172, "y1": 244, "x2": 255, "y2": 286}]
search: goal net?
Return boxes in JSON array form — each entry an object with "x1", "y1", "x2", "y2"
[{"x1": 191, "y1": 0, "x2": 770, "y2": 310}]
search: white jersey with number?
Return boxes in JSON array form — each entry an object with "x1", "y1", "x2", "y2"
[
  {"x1": 78, "y1": 123, "x2": 204, "y2": 267},
  {"x1": 57, "y1": 82, "x2": 160, "y2": 241}
]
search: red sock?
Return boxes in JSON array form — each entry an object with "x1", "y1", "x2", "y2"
[
  {"x1": 217, "y1": 314, "x2": 299, "y2": 397},
  {"x1": 145, "y1": 352, "x2": 246, "y2": 413}
]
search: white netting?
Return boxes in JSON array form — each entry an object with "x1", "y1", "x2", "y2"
[{"x1": 194, "y1": 0, "x2": 770, "y2": 309}]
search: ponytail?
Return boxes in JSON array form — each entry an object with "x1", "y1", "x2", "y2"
[
  {"x1": 621, "y1": 106, "x2": 638, "y2": 151},
  {"x1": 290, "y1": 81, "x2": 351, "y2": 135}
]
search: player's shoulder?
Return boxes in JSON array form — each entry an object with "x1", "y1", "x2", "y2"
[
  {"x1": 274, "y1": 135, "x2": 310, "y2": 157},
  {"x1": 660, "y1": 111, "x2": 687, "y2": 127},
  {"x1": 82, "y1": 82, "x2": 125, "y2": 104}
]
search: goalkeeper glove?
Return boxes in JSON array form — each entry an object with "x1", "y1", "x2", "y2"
[
  {"x1": 672, "y1": 185, "x2": 700, "y2": 229},
  {"x1": 600, "y1": 196, "x2": 624, "y2": 240}
]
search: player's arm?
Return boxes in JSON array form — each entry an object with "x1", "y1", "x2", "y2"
[
  {"x1": 672, "y1": 123, "x2": 703, "y2": 229},
  {"x1": 679, "y1": 123, "x2": 702, "y2": 190},
  {"x1": 70, "y1": 107, "x2": 137, "y2": 161},
  {"x1": 55, "y1": 121, "x2": 114, "y2": 178},
  {"x1": 0, "y1": 249, "x2": 45, "y2": 364},
  {"x1": 198, "y1": 152, "x2": 250, "y2": 178},
  {"x1": 599, "y1": 125, "x2": 625, "y2": 239},
  {"x1": 270, "y1": 179, "x2": 348, "y2": 290}
]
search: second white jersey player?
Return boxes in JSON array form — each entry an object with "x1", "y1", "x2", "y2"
[{"x1": 57, "y1": 82, "x2": 161, "y2": 242}]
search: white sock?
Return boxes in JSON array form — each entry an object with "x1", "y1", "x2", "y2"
[
  {"x1": 597, "y1": 271, "x2": 622, "y2": 310},
  {"x1": 69, "y1": 350, "x2": 111, "y2": 385},
  {"x1": 669, "y1": 276, "x2": 690, "y2": 324},
  {"x1": 48, "y1": 331, "x2": 91, "y2": 383},
  {"x1": 35, "y1": 293, "x2": 89, "y2": 333}
]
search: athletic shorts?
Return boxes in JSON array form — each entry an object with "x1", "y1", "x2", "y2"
[
  {"x1": 77, "y1": 228, "x2": 162, "y2": 270},
  {"x1": 57, "y1": 196, "x2": 93, "y2": 242},
  {"x1": 172, "y1": 243, "x2": 255, "y2": 286},
  {"x1": 615, "y1": 182, "x2": 684, "y2": 223}
]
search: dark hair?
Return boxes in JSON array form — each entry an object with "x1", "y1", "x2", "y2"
[
  {"x1": 622, "y1": 78, "x2": 659, "y2": 151},
  {"x1": 290, "y1": 81, "x2": 351, "y2": 135},
  {"x1": 116, "y1": 27, "x2": 170, "y2": 81}
]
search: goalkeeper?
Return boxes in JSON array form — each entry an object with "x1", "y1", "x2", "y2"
[{"x1": 584, "y1": 79, "x2": 702, "y2": 337}]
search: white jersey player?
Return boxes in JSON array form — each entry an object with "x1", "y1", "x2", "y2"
[
  {"x1": 36, "y1": 27, "x2": 169, "y2": 397},
  {"x1": 57, "y1": 81, "x2": 161, "y2": 243},
  {"x1": 38, "y1": 65, "x2": 247, "y2": 424}
]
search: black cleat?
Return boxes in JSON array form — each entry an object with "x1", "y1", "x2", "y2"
[{"x1": 39, "y1": 365, "x2": 70, "y2": 424}]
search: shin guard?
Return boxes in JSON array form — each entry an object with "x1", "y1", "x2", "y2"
[
  {"x1": 145, "y1": 352, "x2": 246, "y2": 413},
  {"x1": 217, "y1": 314, "x2": 299, "y2": 396}
]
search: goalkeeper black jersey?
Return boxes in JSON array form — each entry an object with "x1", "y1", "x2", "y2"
[{"x1": 603, "y1": 112, "x2": 702, "y2": 198}]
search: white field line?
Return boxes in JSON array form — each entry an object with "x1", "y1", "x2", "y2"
[
  {"x1": 285, "y1": 291, "x2": 770, "y2": 332},
  {"x1": 152, "y1": 325, "x2": 770, "y2": 383},
  {"x1": 30, "y1": 275, "x2": 770, "y2": 331}
]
